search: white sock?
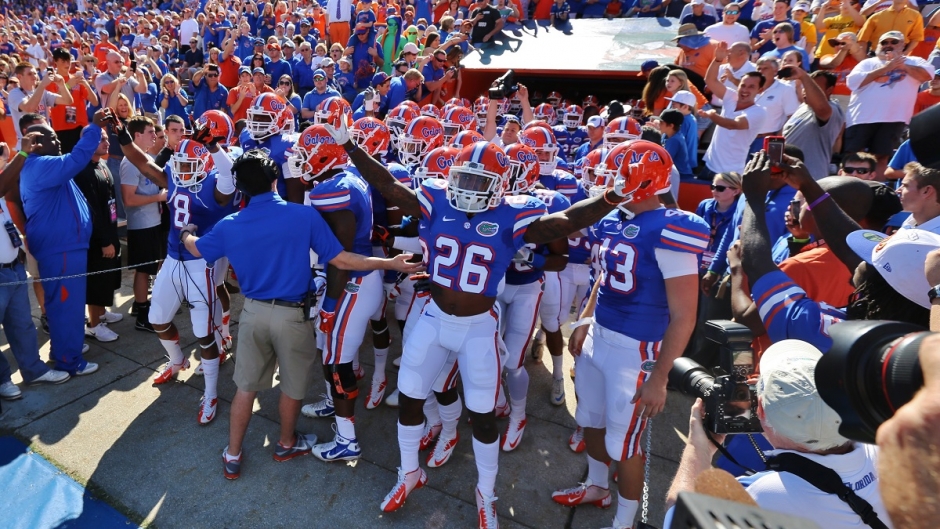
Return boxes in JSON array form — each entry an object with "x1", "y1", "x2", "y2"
[
  {"x1": 336, "y1": 415, "x2": 356, "y2": 440},
  {"x1": 615, "y1": 495, "x2": 639, "y2": 528},
  {"x1": 221, "y1": 310, "x2": 231, "y2": 339},
  {"x1": 551, "y1": 354, "x2": 564, "y2": 380},
  {"x1": 352, "y1": 357, "x2": 361, "y2": 373},
  {"x1": 439, "y1": 396, "x2": 462, "y2": 439},
  {"x1": 587, "y1": 455, "x2": 610, "y2": 488},
  {"x1": 399, "y1": 421, "x2": 423, "y2": 473},
  {"x1": 201, "y1": 356, "x2": 219, "y2": 400},
  {"x1": 509, "y1": 397, "x2": 527, "y2": 422},
  {"x1": 159, "y1": 333, "x2": 185, "y2": 366},
  {"x1": 473, "y1": 436, "x2": 500, "y2": 497},
  {"x1": 424, "y1": 397, "x2": 441, "y2": 426},
  {"x1": 373, "y1": 347, "x2": 388, "y2": 380}
]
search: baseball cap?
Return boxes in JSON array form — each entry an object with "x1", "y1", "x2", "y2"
[
  {"x1": 402, "y1": 42, "x2": 420, "y2": 55},
  {"x1": 793, "y1": 1, "x2": 811, "y2": 11},
  {"x1": 758, "y1": 340, "x2": 850, "y2": 450},
  {"x1": 503, "y1": 115, "x2": 522, "y2": 126},
  {"x1": 690, "y1": 0, "x2": 705, "y2": 5},
  {"x1": 238, "y1": 65, "x2": 251, "y2": 75},
  {"x1": 846, "y1": 228, "x2": 940, "y2": 308},
  {"x1": 276, "y1": 22, "x2": 285, "y2": 28},
  {"x1": 638, "y1": 59, "x2": 659, "y2": 77},
  {"x1": 372, "y1": 71, "x2": 391, "y2": 86},
  {"x1": 934, "y1": 68, "x2": 940, "y2": 78},
  {"x1": 659, "y1": 108, "x2": 685, "y2": 128},
  {"x1": 666, "y1": 90, "x2": 697, "y2": 107},
  {"x1": 586, "y1": 115, "x2": 605, "y2": 128},
  {"x1": 320, "y1": 57, "x2": 335, "y2": 68},
  {"x1": 282, "y1": 40, "x2": 295, "y2": 48},
  {"x1": 252, "y1": 67, "x2": 265, "y2": 74},
  {"x1": 313, "y1": 68, "x2": 327, "y2": 79},
  {"x1": 253, "y1": 38, "x2": 264, "y2": 45},
  {"x1": 880, "y1": 30, "x2": 905, "y2": 43},
  {"x1": 417, "y1": 23, "x2": 427, "y2": 31},
  {"x1": 301, "y1": 18, "x2": 312, "y2": 25},
  {"x1": 267, "y1": 42, "x2": 281, "y2": 51}
]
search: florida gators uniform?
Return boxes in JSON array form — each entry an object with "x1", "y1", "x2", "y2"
[
  {"x1": 751, "y1": 270, "x2": 845, "y2": 352},
  {"x1": 397, "y1": 179, "x2": 547, "y2": 413},
  {"x1": 538, "y1": 169, "x2": 587, "y2": 203},
  {"x1": 552, "y1": 125, "x2": 589, "y2": 164},
  {"x1": 150, "y1": 167, "x2": 233, "y2": 338},
  {"x1": 239, "y1": 129, "x2": 299, "y2": 199},
  {"x1": 577, "y1": 208, "x2": 708, "y2": 461}
]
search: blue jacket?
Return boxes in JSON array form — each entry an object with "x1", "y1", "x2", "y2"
[{"x1": 20, "y1": 124, "x2": 101, "y2": 259}]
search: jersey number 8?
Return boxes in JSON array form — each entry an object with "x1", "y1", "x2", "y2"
[{"x1": 173, "y1": 194, "x2": 192, "y2": 229}]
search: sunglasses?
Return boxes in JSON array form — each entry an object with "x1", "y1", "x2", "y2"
[
  {"x1": 881, "y1": 39, "x2": 900, "y2": 45},
  {"x1": 206, "y1": 73, "x2": 218, "y2": 77},
  {"x1": 279, "y1": 80, "x2": 291, "y2": 85},
  {"x1": 724, "y1": 9, "x2": 739, "y2": 14},
  {"x1": 842, "y1": 166, "x2": 871, "y2": 175},
  {"x1": 711, "y1": 184, "x2": 735, "y2": 192}
]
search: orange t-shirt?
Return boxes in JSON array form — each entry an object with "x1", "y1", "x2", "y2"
[
  {"x1": 312, "y1": 11, "x2": 328, "y2": 40},
  {"x1": 677, "y1": 42, "x2": 716, "y2": 80},
  {"x1": 822, "y1": 53, "x2": 859, "y2": 97},
  {"x1": 48, "y1": 75, "x2": 91, "y2": 131},
  {"x1": 227, "y1": 84, "x2": 274, "y2": 122},
  {"x1": 778, "y1": 243, "x2": 854, "y2": 309},
  {"x1": 218, "y1": 54, "x2": 242, "y2": 89},
  {"x1": 533, "y1": 0, "x2": 553, "y2": 20},
  {"x1": 914, "y1": 89, "x2": 940, "y2": 115}
]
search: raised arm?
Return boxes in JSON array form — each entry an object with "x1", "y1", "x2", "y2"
[
  {"x1": 739, "y1": 152, "x2": 790, "y2": 289},
  {"x1": 705, "y1": 42, "x2": 729, "y2": 100},
  {"x1": 116, "y1": 122, "x2": 169, "y2": 188},
  {"x1": 793, "y1": 67, "x2": 831, "y2": 123},
  {"x1": 524, "y1": 190, "x2": 621, "y2": 245}
]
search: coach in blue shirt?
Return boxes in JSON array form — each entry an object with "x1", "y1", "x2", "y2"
[
  {"x1": 180, "y1": 150, "x2": 421, "y2": 479},
  {"x1": 20, "y1": 113, "x2": 113, "y2": 376}
]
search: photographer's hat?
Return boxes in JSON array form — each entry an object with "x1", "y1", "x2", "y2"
[
  {"x1": 846, "y1": 228, "x2": 940, "y2": 308},
  {"x1": 758, "y1": 340, "x2": 849, "y2": 450}
]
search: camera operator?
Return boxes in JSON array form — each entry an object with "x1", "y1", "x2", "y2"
[
  {"x1": 177, "y1": 150, "x2": 423, "y2": 479},
  {"x1": 665, "y1": 339, "x2": 893, "y2": 529}
]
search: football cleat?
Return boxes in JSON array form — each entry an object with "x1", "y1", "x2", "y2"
[
  {"x1": 500, "y1": 417, "x2": 527, "y2": 452},
  {"x1": 551, "y1": 478, "x2": 612, "y2": 508},
  {"x1": 354, "y1": 364, "x2": 365, "y2": 380},
  {"x1": 153, "y1": 359, "x2": 190, "y2": 385},
  {"x1": 426, "y1": 430, "x2": 459, "y2": 468},
  {"x1": 420, "y1": 422, "x2": 443, "y2": 451},
  {"x1": 198, "y1": 396, "x2": 218, "y2": 425},
  {"x1": 551, "y1": 378, "x2": 565, "y2": 406},
  {"x1": 381, "y1": 467, "x2": 428, "y2": 512},
  {"x1": 385, "y1": 388, "x2": 400, "y2": 408},
  {"x1": 312, "y1": 432, "x2": 361, "y2": 462},
  {"x1": 494, "y1": 399, "x2": 510, "y2": 418},
  {"x1": 569, "y1": 426, "x2": 586, "y2": 453},
  {"x1": 301, "y1": 395, "x2": 335, "y2": 418},
  {"x1": 476, "y1": 488, "x2": 499, "y2": 529},
  {"x1": 365, "y1": 377, "x2": 387, "y2": 410}
]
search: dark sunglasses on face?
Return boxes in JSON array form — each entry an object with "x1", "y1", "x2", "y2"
[
  {"x1": 724, "y1": 9, "x2": 739, "y2": 14},
  {"x1": 881, "y1": 39, "x2": 900, "y2": 45},
  {"x1": 711, "y1": 184, "x2": 734, "y2": 192},
  {"x1": 206, "y1": 73, "x2": 218, "y2": 77},
  {"x1": 279, "y1": 80, "x2": 291, "y2": 85},
  {"x1": 842, "y1": 166, "x2": 871, "y2": 175}
]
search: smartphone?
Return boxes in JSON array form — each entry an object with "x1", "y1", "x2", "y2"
[
  {"x1": 130, "y1": 60, "x2": 137, "y2": 72},
  {"x1": 764, "y1": 136, "x2": 785, "y2": 173},
  {"x1": 776, "y1": 66, "x2": 794, "y2": 79},
  {"x1": 788, "y1": 198, "x2": 801, "y2": 222}
]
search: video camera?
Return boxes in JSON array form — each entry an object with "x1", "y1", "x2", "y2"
[
  {"x1": 488, "y1": 69, "x2": 518, "y2": 100},
  {"x1": 669, "y1": 321, "x2": 763, "y2": 435}
]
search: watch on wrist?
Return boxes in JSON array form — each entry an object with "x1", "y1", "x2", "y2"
[{"x1": 928, "y1": 285, "x2": 940, "y2": 303}]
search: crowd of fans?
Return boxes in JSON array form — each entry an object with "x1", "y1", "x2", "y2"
[{"x1": 0, "y1": 0, "x2": 940, "y2": 528}]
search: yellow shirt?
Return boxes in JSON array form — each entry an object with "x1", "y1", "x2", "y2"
[
  {"x1": 816, "y1": 14, "x2": 861, "y2": 57},
  {"x1": 857, "y1": 6, "x2": 924, "y2": 46},
  {"x1": 798, "y1": 19, "x2": 818, "y2": 51}
]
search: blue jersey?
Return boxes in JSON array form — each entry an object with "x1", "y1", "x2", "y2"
[
  {"x1": 589, "y1": 208, "x2": 708, "y2": 341},
  {"x1": 553, "y1": 125, "x2": 589, "y2": 163},
  {"x1": 417, "y1": 179, "x2": 546, "y2": 297},
  {"x1": 751, "y1": 270, "x2": 845, "y2": 352},
  {"x1": 308, "y1": 171, "x2": 374, "y2": 278},
  {"x1": 238, "y1": 129, "x2": 298, "y2": 198},
  {"x1": 165, "y1": 168, "x2": 231, "y2": 262},
  {"x1": 506, "y1": 189, "x2": 570, "y2": 286},
  {"x1": 538, "y1": 169, "x2": 586, "y2": 204},
  {"x1": 348, "y1": 163, "x2": 411, "y2": 230}
]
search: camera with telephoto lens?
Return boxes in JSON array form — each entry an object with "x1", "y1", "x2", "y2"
[
  {"x1": 669, "y1": 321, "x2": 763, "y2": 435},
  {"x1": 488, "y1": 69, "x2": 518, "y2": 100},
  {"x1": 815, "y1": 320, "x2": 928, "y2": 444}
]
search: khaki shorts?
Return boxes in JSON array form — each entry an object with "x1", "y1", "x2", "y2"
[{"x1": 234, "y1": 298, "x2": 318, "y2": 400}]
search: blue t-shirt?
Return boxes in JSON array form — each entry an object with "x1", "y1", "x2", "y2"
[
  {"x1": 302, "y1": 87, "x2": 343, "y2": 113},
  {"x1": 160, "y1": 89, "x2": 192, "y2": 127},
  {"x1": 266, "y1": 59, "x2": 293, "y2": 84},
  {"x1": 889, "y1": 139, "x2": 917, "y2": 170},
  {"x1": 665, "y1": 132, "x2": 693, "y2": 177},
  {"x1": 189, "y1": 79, "x2": 229, "y2": 117},
  {"x1": 750, "y1": 19, "x2": 801, "y2": 55},
  {"x1": 680, "y1": 113, "x2": 698, "y2": 168},
  {"x1": 346, "y1": 32, "x2": 384, "y2": 90},
  {"x1": 681, "y1": 12, "x2": 717, "y2": 31}
]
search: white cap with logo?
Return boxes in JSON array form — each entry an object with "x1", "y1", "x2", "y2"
[{"x1": 846, "y1": 228, "x2": 940, "y2": 309}]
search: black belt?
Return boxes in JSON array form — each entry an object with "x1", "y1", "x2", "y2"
[
  {"x1": 251, "y1": 298, "x2": 303, "y2": 308},
  {"x1": 0, "y1": 260, "x2": 18, "y2": 269}
]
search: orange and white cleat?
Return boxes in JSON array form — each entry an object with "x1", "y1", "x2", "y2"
[
  {"x1": 500, "y1": 416, "x2": 527, "y2": 452},
  {"x1": 354, "y1": 364, "x2": 365, "y2": 380},
  {"x1": 380, "y1": 467, "x2": 428, "y2": 512},
  {"x1": 551, "y1": 478, "x2": 612, "y2": 508},
  {"x1": 365, "y1": 377, "x2": 387, "y2": 410},
  {"x1": 494, "y1": 400, "x2": 510, "y2": 418},
  {"x1": 426, "y1": 430, "x2": 459, "y2": 468},
  {"x1": 419, "y1": 422, "x2": 442, "y2": 451},
  {"x1": 153, "y1": 359, "x2": 190, "y2": 385},
  {"x1": 569, "y1": 426, "x2": 586, "y2": 453},
  {"x1": 476, "y1": 488, "x2": 499, "y2": 529},
  {"x1": 198, "y1": 396, "x2": 218, "y2": 425}
]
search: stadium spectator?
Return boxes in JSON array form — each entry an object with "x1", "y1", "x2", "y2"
[
  {"x1": 703, "y1": 2, "x2": 750, "y2": 46},
  {"x1": 95, "y1": 51, "x2": 148, "y2": 111},
  {"x1": 275, "y1": 74, "x2": 303, "y2": 126},
  {"x1": 696, "y1": 171, "x2": 742, "y2": 274},
  {"x1": 749, "y1": 0, "x2": 801, "y2": 56},
  {"x1": 760, "y1": 23, "x2": 810, "y2": 71},
  {"x1": 818, "y1": 31, "x2": 867, "y2": 110},
  {"x1": 839, "y1": 151, "x2": 879, "y2": 180},
  {"x1": 782, "y1": 69, "x2": 843, "y2": 180},
  {"x1": 49, "y1": 48, "x2": 98, "y2": 154},
  {"x1": 345, "y1": 24, "x2": 385, "y2": 91},
  {"x1": 914, "y1": 69, "x2": 940, "y2": 115},
  {"x1": 898, "y1": 162, "x2": 940, "y2": 233},
  {"x1": 265, "y1": 43, "x2": 293, "y2": 86},
  {"x1": 159, "y1": 73, "x2": 191, "y2": 129},
  {"x1": 9, "y1": 62, "x2": 73, "y2": 146},
  {"x1": 386, "y1": 68, "x2": 424, "y2": 108},
  {"x1": 190, "y1": 64, "x2": 230, "y2": 119},
  {"x1": 674, "y1": 23, "x2": 718, "y2": 80},
  {"x1": 680, "y1": 0, "x2": 717, "y2": 31},
  {"x1": 815, "y1": 0, "x2": 864, "y2": 60},
  {"x1": 302, "y1": 68, "x2": 342, "y2": 120},
  {"x1": 857, "y1": 0, "x2": 924, "y2": 54},
  {"x1": 469, "y1": 0, "x2": 507, "y2": 42},
  {"x1": 327, "y1": 0, "x2": 354, "y2": 48},
  {"x1": 293, "y1": 42, "x2": 318, "y2": 97}
]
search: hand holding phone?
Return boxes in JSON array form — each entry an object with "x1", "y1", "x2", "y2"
[{"x1": 763, "y1": 136, "x2": 785, "y2": 174}]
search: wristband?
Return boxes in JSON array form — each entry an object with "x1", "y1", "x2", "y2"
[
  {"x1": 602, "y1": 189, "x2": 620, "y2": 206},
  {"x1": 179, "y1": 229, "x2": 192, "y2": 242},
  {"x1": 569, "y1": 317, "x2": 592, "y2": 330},
  {"x1": 791, "y1": 237, "x2": 810, "y2": 244},
  {"x1": 806, "y1": 192, "x2": 830, "y2": 211},
  {"x1": 17, "y1": 150, "x2": 27, "y2": 158},
  {"x1": 321, "y1": 296, "x2": 338, "y2": 313},
  {"x1": 342, "y1": 140, "x2": 357, "y2": 154},
  {"x1": 117, "y1": 126, "x2": 133, "y2": 146}
]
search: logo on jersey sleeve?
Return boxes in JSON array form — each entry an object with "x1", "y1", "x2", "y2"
[
  {"x1": 477, "y1": 221, "x2": 499, "y2": 236},
  {"x1": 623, "y1": 224, "x2": 640, "y2": 239}
]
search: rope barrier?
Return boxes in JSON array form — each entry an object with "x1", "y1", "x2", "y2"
[{"x1": 0, "y1": 259, "x2": 164, "y2": 287}]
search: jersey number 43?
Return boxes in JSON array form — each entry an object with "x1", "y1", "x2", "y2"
[{"x1": 592, "y1": 236, "x2": 638, "y2": 295}]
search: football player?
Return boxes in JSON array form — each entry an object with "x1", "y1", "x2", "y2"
[
  {"x1": 552, "y1": 141, "x2": 706, "y2": 529},
  {"x1": 239, "y1": 93, "x2": 304, "y2": 203},
  {"x1": 324, "y1": 117, "x2": 635, "y2": 528},
  {"x1": 117, "y1": 114, "x2": 237, "y2": 425},
  {"x1": 553, "y1": 104, "x2": 589, "y2": 164}
]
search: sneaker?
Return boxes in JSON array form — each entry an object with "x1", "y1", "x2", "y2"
[
  {"x1": 312, "y1": 432, "x2": 361, "y2": 462},
  {"x1": 40, "y1": 314, "x2": 49, "y2": 334},
  {"x1": 551, "y1": 478, "x2": 612, "y2": 507},
  {"x1": 500, "y1": 416, "x2": 527, "y2": 452},
  {"x1": 569, "y1": 426, "x2": 586, "y2": 453},
  {"x1": 102, "y1": 310, "x2": 123, "y2": 323},
  {"x1": 426, "y1": 430, "x2": 459, "y2": 468},
  {"x1": 30, "y1": 369, "x2": 70, "y2": 385},
  {"x1": 198, "y1": 396, "x2": 218, "y2": 425},
  {"x1": 194, "y1": 351, "x2": 228, "y2": 376},
  {"x1": 301, "y1": 395, "x2": 335, "y2": 418},
  {"x1": 85, "y1": 323, "x2": 119, "y2": 342},
  {"x1": 354, "y1": 364, "x2": 365, "y2": 380},
  {"x1": 365, "y1": 377, "x2": 386, "y2": 410},
  {"x1": 381, "y1": 467, "x2": 428, "y2": 512},
  {"x1": 551, "y1": 378, "x2": 565, "y2": 406},
  {"x1": 530, "y1": 336, "x2": 545, "y2": 362},
  {"x1": 135, "y1": 318, "x2": 155, "y2": 333},
  {"x1": 494, "y1": 400, "x2": 510, "y2": 419},
  {"x1": 385, "y1": 388, "x2": 400, "y2": 408},
  {"x1": 273, "y1": 431, "x2": 317, "y2": 461},
  {"x1": 75, "y1": 362, "x2": 98, "y2": 376},
  {"x1": 419, "y1": 422, "x2": 442, "y2": 451},
  {"x1": 81, "y1": 344, "x2": 90, "y2": 354},
  {"x1": 222, "y1": 447, "x2": 241, "y2": 479},
  {"x1": 476, "y1": 488, "x2": 499, "y2": 529},
  {"x1": 0, "y1": 381, "x2": 22, "y2": 400},
  {"x1": 153, "y1": 359, "x2": 190, "y2": 385}
]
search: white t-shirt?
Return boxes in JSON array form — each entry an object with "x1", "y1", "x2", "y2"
[
  {"x1": 25, "y1": 44, "x2": 45, "y2": 68},
  {"x1": 180, "y1": 18, "x2": 199, "y2": 45},
  {"x1": 846, "y1": 56, "x2": 932, "y2": 127},
  {"x1": 326, "y1": 0, "x2": 353, "y2": 22},
  {"x1": 704, "y1": 22, "x2": 751, "y2": 46},
  {"x1": 8, "y1": 87, "x2": 58, "y2": 141},
  {"x1": 901, "y1": 213, "x2": 940, "y2": 235},
  {"x1": 713, "y1": 61, "x2": 757, "y2": 107},
  {"x1": 755, "y1": 79, "x2": 800, "y2": 133},
  {"x1": 704, "y1": 88, "x2": 767, "y2": 174}
]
